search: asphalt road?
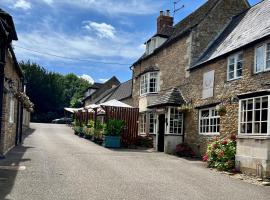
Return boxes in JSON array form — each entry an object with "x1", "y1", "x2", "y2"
[{"x1": 0, "y1": 123, "x2": 269, "y2": 200}]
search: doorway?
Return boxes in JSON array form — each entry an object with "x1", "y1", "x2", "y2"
[{"x1": 157, "y1": 114, "x2": 165, "y2": 152}]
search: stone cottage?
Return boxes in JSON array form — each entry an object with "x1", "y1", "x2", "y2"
[
  {"x1": 131, "y1": 0, "x2": 250, "y2": 153},
  {"x1": 0, "y1": 9, "x2": 32, "y2": 157},
  {"x1": 132, "y1": 0, "x2": 270, "y2": 177}
]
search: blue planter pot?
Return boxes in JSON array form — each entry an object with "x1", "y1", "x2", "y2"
[{"x1": 104, "y1": 136, "x2": 121, "y2": 148}]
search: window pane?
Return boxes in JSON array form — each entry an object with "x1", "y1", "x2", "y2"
[
  {"x1": 247, "y1": 123, "x2": 253, "y2": 133},
  {"x1": 201, "y1": 110, "x2": 209, "y2": 117},
  {"x1": 229, "y1": 57, "x2": 235, "y2": 65},
  {"x1": 255, "y1": 45, "x2": 264, "y2": 72},
  {"x1": 262, "y1": 109, "x2": 268, "y2": 121},
  {"x1": 241, "y1": 123, "x2": 246, "y2": 133},
  {"x1": 261, "y1": 122, "x2": 267, "y2": 134},
  {"x1": 255, "y1": 98, "x2": 261, "y2": 109},
  {"x1": 262, "y1": 97, "x2": 268, "y2": 108},
  {"x1": 255, "y1": 110, "x2": 260, "y2": 121},
  {"x1": 237, "y1": 69, "x2": 242, "y2": 77},
  {"x1": 229, "y1": 64, "x2": 234, "y2": 72},
  {"x1": 241, "y1": 100, "x2": 247, "y2": 111},
  {"x1": 237, "y1": 53, "x2": 243, "y2": 61},
  {"x1": 254, "y1": 122, "x2": 260, "y2": 133},
  {"x1": 229, "y1": 72, "x2": 234, "y2": 80},
  {"x1": 247, "y1": 111, "x2": 253, "y2": 122},
  {"x1": 247, "y1": 99, "x2": 253, "y2": 110}
]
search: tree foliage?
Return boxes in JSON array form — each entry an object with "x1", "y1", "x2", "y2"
[{"x1": 20, "y1": 61, "x2": 91, "y2": 122}]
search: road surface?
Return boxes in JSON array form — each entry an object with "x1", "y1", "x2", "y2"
[{"x1": 0, "y1": 123, "x2": 269, "y2": 200}]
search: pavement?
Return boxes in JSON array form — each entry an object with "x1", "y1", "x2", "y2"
[{"x1": 0, "y1": 123, "x2": 269, "y2": 200}]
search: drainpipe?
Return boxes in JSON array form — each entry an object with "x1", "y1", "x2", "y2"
[{"x1": 15, "y1": 80, "x2": 20, "y2": 145}]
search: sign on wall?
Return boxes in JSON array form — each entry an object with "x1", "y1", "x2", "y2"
[{"x1": 202, "y1": 70, "x2": 215, "y2": 99}]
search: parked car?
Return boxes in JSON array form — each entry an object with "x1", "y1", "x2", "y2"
[{"x1": 52, "y1": 117, "x2": 72, "y2": 124}]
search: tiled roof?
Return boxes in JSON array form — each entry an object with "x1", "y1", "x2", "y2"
[
  {"x1": 132, "y1": 0, "x2": 220, "y2": 66},
  {"x1": 106, "y1": 79, "x2": 132, "y2": 101},
  {"x1": 193, "y1": 0, "x2": 270, "y2": 68},
  {"x1": 0, "y1": 8, "x2": 17, "y2": 41},
  {"x1": 148, "y1": 87, "x2": 186, "y2": 108}
]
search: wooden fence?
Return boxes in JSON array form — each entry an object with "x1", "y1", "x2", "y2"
[{"x1": 104, "y1": 106, "x2": 139, "y2": 147}]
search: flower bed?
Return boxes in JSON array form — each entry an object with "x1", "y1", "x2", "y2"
[{"x1": 203, "y1": 134, "x2": 237, "y2": 171}]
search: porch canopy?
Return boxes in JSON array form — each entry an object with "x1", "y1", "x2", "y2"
[
  {"x1": 64, "y1": 107, "x2": 84, "y2": 113},
  {"x1": 148, "y1": 87, "x2": 186, "y2": 108}
]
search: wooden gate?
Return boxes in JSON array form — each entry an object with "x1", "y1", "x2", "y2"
[{"x1": 104, "y1": 106, "x2": 139, "y2": 147}]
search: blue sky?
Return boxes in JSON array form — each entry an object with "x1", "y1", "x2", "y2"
[{"x1": 0, "y1": 0, "x2": 261, "y2": 83}]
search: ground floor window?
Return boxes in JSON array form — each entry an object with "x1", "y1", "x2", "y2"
[
  {"x1": 168, "y1": 107, "x2": 183, "y2": 134},
  {"x1": 199, "y1": 107, "x2": 220, "y2": 135},
  {"x1": 139, "y1": 113, "x2": 146, "y2": 134},
  {"x1": 239, "y1": 96, "x2": 269, "y2": 134},
  {"x1": 149, "y1": 112, "x2": 156, "y2": 134},
  {"x1": 9, "y1": 94, "x2": 15, "y2": 123}
]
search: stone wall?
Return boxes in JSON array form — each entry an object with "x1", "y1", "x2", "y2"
[{"x1": 0, "y1": 49, "x2": 21, "y2": 155}]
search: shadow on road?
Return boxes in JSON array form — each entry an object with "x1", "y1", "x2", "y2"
[{"x1": 0, "y1": 127, "x2": 35, "y2": 200}]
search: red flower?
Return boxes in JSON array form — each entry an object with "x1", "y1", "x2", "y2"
[
  {"x1": 212, "y1": 143, "x2": 218, "y2": 149},
  {"x1": 202, "y1": 155, "x2": 209, "y2": 162},
  {"x1": 230, "y1": 134, "x2": 237, "y2": 141},
  {"x1": 217, "y1": 151, "x2": 224, "y2": 158},
  {"x1": 221, "y1": 139, "x2": 228, "y2": 145}
]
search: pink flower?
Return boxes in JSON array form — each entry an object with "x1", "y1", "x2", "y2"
[
  {"x1": 230, "y1": 134, "x2": 237, "y2": 141},
  {"x1": 202, "y1": 155, "x2": 209, "y2": 162},
  {"x1": 221, "y1": 140, "x2": 228, "y2": 145}
]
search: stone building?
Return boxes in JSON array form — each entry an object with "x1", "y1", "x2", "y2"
[
  {"x1": 0, "y1": 9, "x2": 32, "y2": 156},
  {"x1": 132, "y1": 0, "x2": 270, "y2": 177},
  {"x1": 131, "y1": 0, "x2": 250, "y2": 152}
]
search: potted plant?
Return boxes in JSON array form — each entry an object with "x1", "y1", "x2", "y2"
[
  {"x1": 85, "y1": 120, "x2": 95, "y2": 140},
  {"x1": 216, "y1": 104, "x2": 227, "y2": 116},
  {"x1": 93, "y1": 120, "x2": 105, "y2": 145},
  {"x1": 104, "y1": 119, "x2": 125, "y2": 148}
]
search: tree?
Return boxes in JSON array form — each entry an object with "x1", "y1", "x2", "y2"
[{"x1": 20, "y1": 61, "x2": 91, "y2": 122}]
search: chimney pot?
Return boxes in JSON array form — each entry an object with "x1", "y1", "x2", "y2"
[
  {"x1": 160, "y1": 10, "x2": 163, "y2": 16},
  {"x1": 166, "y1": 10, "x2": 170, "y2": 16}
]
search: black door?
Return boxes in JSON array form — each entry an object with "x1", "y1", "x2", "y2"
[{"x1": 158, "y1": 114, "x2": 165, "y2": 152}]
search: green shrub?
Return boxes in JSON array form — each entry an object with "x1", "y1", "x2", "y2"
[
  {"x1": 94, "y1": 120, "x2": 106, "y2": 139},
  {"x1": 104, "y1": 119, "x2": 125, "y2": 136},
  {"x1": 203, "y1": 134, "x2": 237, "y2": 171},
  {"x1": 135, "y1": 136, "x2": 153, "y2": 148}
]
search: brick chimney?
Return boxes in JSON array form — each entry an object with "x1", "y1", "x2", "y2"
[{"x1": 157, "y1": 10, "x2": 173, "y2": 34}]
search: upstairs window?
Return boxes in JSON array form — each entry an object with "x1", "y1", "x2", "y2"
[
  {"x1": 255, "y1": 43, "x2": 270, "y2": 73},
  {"x1": 140, "y1": 72, "x2": 159, "y2": 95},
  {"x1": 227, "y1": 52, "x2": 243, "y2": 80}
]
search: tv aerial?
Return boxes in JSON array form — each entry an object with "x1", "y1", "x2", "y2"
[{"x1": 173, "y1": 0, "x2": 185, "y2": 17}]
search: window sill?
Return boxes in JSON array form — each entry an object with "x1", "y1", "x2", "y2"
[
  {"x1": 237, "y1": 134, "x2": 270, "y2": 140},
  {"x1": 140, "y1": 93, "x2": 159, "y2": 98},
  {"x1": 165, "y1": 134, "x2": 183, "y2": 136},
  {"x1": 226, "y1": 77, "x2": 242, "y2": 82},
  {"x1": 199, "y1": 133, "x2": 220, "y2": 136}
]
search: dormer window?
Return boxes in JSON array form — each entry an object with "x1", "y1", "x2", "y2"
[
  {"x1": 140, "y1": 72, "x2": 159, "y2": 95},
  {"x1": 145, "y1": 36, "x2": 167, "y2": 55}
]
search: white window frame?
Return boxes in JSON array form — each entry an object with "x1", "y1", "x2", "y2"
[
  {"x1": 199, "y1": 107, "x2": 220, "y2": 135},
  {"x1": 238, "y1": 95, "x2": 270, "y2": 135},
  {"x1": 9, "y1": 94, "x2": 15, "y2": 124},
  {"x1": 254, "y1": 42, "x2": 270, "y2": 73},
  {"x1": 148, "y1": 112, "x2": 156, "y2": 134},
  {"x1": 227, "y1": 52, "x2": 243, "y2": 81},
  {"x1": 140, "y1": 72, "x2": 159, "y2": 96},
  {"x1": 139, "y1": 113, "x2": 146, "y2": 134},
  {"x1": 166, "y1": 107, "x2": 183, "y2": 135}
]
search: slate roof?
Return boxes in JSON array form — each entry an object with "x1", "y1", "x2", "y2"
[
  {"x1": 0, "y1": 8, "x2": 18, "y2": 41},
  {"x1": 193, "y1": 0, "x2": 270, "y2": 68},
  {"x1": 83, "y1": 76, "x2": 120, "y2": 103},
  {"x1": 132, "y1": 0, "x2": 220, "y2": 66},
  {"x1": 148, "y1": 87, "x2": 186, "y2": 108},
  {"x1": 106, "y1": 79, "x2": 132, "y2": 102}
]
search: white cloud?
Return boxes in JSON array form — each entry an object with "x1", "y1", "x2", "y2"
[
  {"x1": 14, "y1": 0, "x2": 31, "y2": 10},
  {"x1": 13, "y1": 19, "x2": 145, "y2": 65},
  {"x1": 83, "y1": 21, "x2": 116, "y2": 39},
  {"x1": 79, "y1": 74, "x2": 94, "y2": 84},
  {"x1": 38, "y1": 0, "x2": 162, "y2": 16},
  {"x1": 98, "y1": 78, "x2": 109, "y2": 83}
]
